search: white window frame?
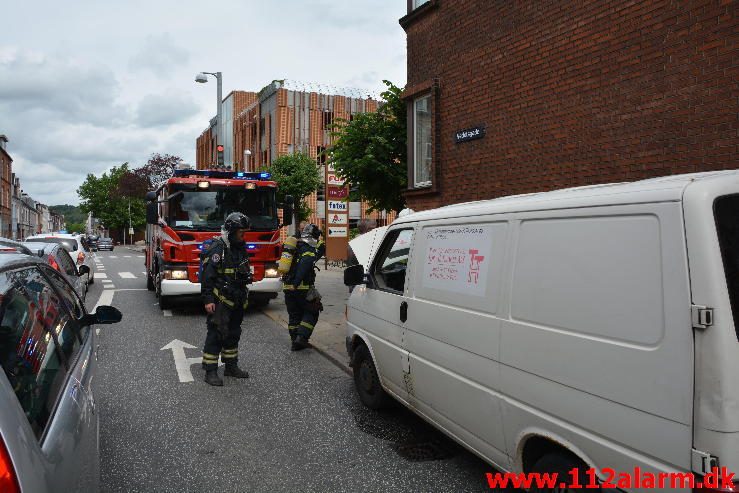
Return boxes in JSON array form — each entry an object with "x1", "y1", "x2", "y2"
[
  {"x1": 413, "y1": 94, "x2": 432, "y2": 188},
  {"x1": 413, "y1": 0, "x2": 430, "y2": 9}
]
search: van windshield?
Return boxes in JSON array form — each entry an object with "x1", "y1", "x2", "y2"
[{"x1": 714, "y1": 194, "x2": 739, "y2": 340}]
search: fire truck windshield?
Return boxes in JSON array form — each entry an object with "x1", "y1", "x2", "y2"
[{"x1": 166, "y1": 185, "x2": 278, "y2": 231}]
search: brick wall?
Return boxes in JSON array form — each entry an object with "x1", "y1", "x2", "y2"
[{"x1": 402, "y1": 0, "x2": 738, "y2": 211}]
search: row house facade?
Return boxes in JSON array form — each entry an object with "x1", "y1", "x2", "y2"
[
  {"x1": 11, "y1": 174, "x2": 39, "y2": 240},
  {"x1": 197, "y1": 80, "x2": 396, "y2": 259},
  {"x1": 400, "y1": 0, "x2": 738, "y2": 211},
  {"x1": 0, "y1": 136, "x2": 13, "y2": 238}
]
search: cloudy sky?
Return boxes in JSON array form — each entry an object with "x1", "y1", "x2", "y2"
[{"x1": 0, "y1": 0, "x2": 407, "y2": 205}]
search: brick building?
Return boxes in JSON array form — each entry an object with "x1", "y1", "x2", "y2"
[
  {"x1": 197, "y1": 80, "x2": 395, "y2": 258},
  {"x1": 400, "y1": 0, "x2": 738, "y2": 211},
  {"x1": 0, "y1": 136, "x2": 12, "y2": 238}
]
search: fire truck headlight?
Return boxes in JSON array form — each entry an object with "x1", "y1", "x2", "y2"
[
  {"x1": 164, "y1": 269, "x2": 189, "y2": 280},
  {"x1": 197, "y1": 181, "x2": 210, "y2": 189},
  {"x1": 264, "y1": 263, "x2": 280, "y2": 278}
]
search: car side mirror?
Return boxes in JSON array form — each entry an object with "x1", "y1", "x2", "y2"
[
  {"x1": 81, "y1": 305, "x2": 122, "y2": 326},
  {"x1": 78, "y1": 264, "x2": 90, "y2": 277},
  {"x1": 344, "y1": 264, "x2": 366, "y2": 286}
]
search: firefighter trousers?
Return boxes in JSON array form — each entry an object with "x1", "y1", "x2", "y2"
[
  {"x1": 284, "y1": 290, "x2": 319, "y2": 341},
  {"x1": 202, "y1": 304, "x2": 245, "y2": 371}
]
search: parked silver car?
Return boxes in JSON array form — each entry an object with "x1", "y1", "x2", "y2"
[
  {"x1": 25, "y1": 242, "x2": 90, "y2": 301},
  {"x1": 0, "y1": 254, "x2": 120, "y2": 492},
  {"x1": 24, "y1": 234, "x2": 96, "y2": 286}
]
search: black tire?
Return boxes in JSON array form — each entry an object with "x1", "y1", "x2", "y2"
[
  {"x1": 146, "y1": 271, "x2": 155, "y2": 291},
  {"x1": 353, "y1": 344, "x2": 389, "y2": 410},
  {"x1": 154, "y1": 272, "x2": 172, "y2": 309},
  {"x1": 529, "y1": 453, "x2": 598, "y2": 493}
]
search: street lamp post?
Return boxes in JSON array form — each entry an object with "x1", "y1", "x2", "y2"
[
  {"x1": 244, "y1": 149, "x2": 252, "y2": 172},
  {"x1": 195, "y1": 72, "x2": 223, "y2": 166}
]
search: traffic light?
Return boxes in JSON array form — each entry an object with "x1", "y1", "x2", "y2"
[{"x1": 217, "y1": 145, "x2": 224, "y2": 166}]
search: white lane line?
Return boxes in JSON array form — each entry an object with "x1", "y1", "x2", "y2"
[
  {"x1": 108, "y1": 256, "x2": 118, "y2": 259},
  {"x1": 101, "y1": 279, "x2": 113, "y2": 284},
  {"x1": 162, "y1": 310, "x2": 173, "y2": 317},
  {"x1": 96, "y1": 273, "x2": 107, "y2": 279},
  {"x1": 137, "y1": 255, "x2": 145, "y2": 258},
  {"x1": 118, "y1": 272, "x2": 136, "y2": 279},
  {"x1": 124, "y1": 255, "x2": 132, "y2": 258},
  {"x1": 115, "y1": 288, "x2": 148, "y2": 291},
  {"x1": 104, "y1": 285, "x2": 116, "y2": 289}
]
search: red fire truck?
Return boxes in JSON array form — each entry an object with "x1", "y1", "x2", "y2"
[{"x1": 144, "y1": 167, "x2": 293, "y2": 310}]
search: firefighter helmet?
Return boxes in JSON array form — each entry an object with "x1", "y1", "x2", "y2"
[
  {"x1": 301, "y1": 223, "x2": 321, "y2": 240},
  {"x1": 224, "y1": 212, "x2": 250, "y2": 233}
]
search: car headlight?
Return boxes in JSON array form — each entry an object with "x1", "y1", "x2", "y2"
[
  {"x1": 163, "y1": 269, "x2": 188, "y2": 280},
  {"x1": 264, "y1": 264, "x2": 280, "y2": 278}
]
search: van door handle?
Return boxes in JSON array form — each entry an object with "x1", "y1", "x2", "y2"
[{"x1": 400, "y1": 301, "x2": 408, "y2": 323}]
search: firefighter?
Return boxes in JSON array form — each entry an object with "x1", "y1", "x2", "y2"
[
  {"x1": 283, "y1": 223, "x2": 323, "y2": 351},
  {"x1": 201, "y1": 212, "x2": 253, "y2": 386}
]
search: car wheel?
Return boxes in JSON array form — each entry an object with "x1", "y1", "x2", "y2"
[
  {"x1": 353, "y1": 344, "x2": 389, "y2": 410},
  {"x1": 529, "y1": 453, "x2": 597, "y2": 492}
]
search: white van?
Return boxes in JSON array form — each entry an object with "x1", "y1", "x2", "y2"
[{"x1": 344, "y1": 170, "x2": 739, "y2": 491}]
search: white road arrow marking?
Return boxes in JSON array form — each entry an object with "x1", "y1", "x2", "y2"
[{"x1": 160, "y1": 339, "x2": 219, "y2": 383}]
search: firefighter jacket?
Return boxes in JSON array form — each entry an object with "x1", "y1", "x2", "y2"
[
  {"x1": 283, "y1": 240, "x2": 319, "y2": 291},
  {"x1": 201, "y1": 237, "x2": 252, "y2": 308}
]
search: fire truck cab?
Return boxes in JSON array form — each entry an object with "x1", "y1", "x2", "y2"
[{"x1": 144, "y1": 167, "x2": 293, "y2": 310}]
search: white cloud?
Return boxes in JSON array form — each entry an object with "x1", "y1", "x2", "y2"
[
  {"x1": 129, "y1": 34, "x2": 190, "y2": 78},
  {"x1": 136, "y1": 91, "x2": 200, "y2": 127}
]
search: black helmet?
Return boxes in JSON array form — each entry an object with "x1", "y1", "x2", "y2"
[
  {"x1": 224, "y1": 212, "x2": 250, "y2": 233},
  {"x1": 301, "y1": 223, "x2": 321, "y2": 240}
]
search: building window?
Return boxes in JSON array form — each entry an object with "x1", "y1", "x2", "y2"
[
  {"x1": 323, "y1": 111, "x2": 334, "y2": 128},
  {"x1": 413, "y1": 94, "x2": 432, "y2": 188},
  {"x1": 413, "y1": 0, "x2": 430, "y2": 9}
]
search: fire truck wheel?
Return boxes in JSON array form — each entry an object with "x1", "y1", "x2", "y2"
[
  {"x1": 155, "y1": 272, "x2": 173, "y2": 309},
  {"x1": 147, "y1": 271, "x2": 155, "y2": 291}
]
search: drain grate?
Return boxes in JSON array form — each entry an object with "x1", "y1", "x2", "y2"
[{"x1": 393, "y1": 440, "x2": 456, "y2": 462}]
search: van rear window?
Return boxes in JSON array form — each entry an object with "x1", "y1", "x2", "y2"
[{"x1": 714, "y1": 195, "x2": 739, "y2": 340}]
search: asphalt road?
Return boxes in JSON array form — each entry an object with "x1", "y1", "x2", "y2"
[{"x1": 85, "y1": 249, "x2": 500, "y2": 493}]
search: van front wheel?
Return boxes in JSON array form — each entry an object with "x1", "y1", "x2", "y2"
[
  {"x1": 529, "y1": 453, "x2": 599, "y2": 492},
  {"x1": 353, "y1": 344, "x2": 389, "y2": 410}
]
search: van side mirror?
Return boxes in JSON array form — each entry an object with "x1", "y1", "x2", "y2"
[
  {"x1": 146, "y1": 202, "x2": 158, "y2": 225},
  {"x1": 77, "y1": 264, "x2": 90, "y2": 277},
  {"x1": 344, "y1": 264, "x2": 366, "y2": 286},
  {"x1": 81, "y1": 305, "x2": 122, "y2": 326}
]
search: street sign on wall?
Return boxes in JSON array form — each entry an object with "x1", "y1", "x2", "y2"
[{"x1": 328, "y1": 226, "x2": 347, "y2": 238}]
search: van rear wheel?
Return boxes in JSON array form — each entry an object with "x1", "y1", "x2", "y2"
[
  {"x1": 529, "y1": 453, "x2": 599, "y2": 492},
  {"x1": 353, "y1": 344, "x2": 389, "y2": 410}
]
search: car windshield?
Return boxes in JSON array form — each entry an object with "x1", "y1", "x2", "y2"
[
  {"x1": 26, "y1": 237, "x2": 77, "y2": 251},
  {"x1": 167, "y1": 185, "x2": 278, "y2": 232}
]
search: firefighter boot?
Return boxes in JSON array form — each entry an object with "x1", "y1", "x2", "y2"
[
  {"x1": 204, "y1": 369, "x2": 223, "y2": 386},
  {"x1": 224, "y1": 363, "x2": 250, "y2": 378},
  {"x1": 291, "y1": 335, "x2": 311, "y2": 352}
]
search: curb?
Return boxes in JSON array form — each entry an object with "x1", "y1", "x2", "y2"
[{"x1": 259, "y1": 308, "x2": 352, "y2": 376}]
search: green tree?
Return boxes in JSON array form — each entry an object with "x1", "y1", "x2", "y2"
[
  {"x1": 77, "y1": 163, "x2": 146, "y2": 239},
  {"x1": 329, "y1": 80, "x2": 407, "y2": 213},
  {"x1": 264, "y1": 152, "x2": 322, "y2": 222}
]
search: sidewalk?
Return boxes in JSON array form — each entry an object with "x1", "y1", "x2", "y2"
[
  {"x1": 127, "y1": 245, "x2": 351, "y2": 373},
  {"x1": 260, "y1": 264, "x2": 351, "y2": 374}
]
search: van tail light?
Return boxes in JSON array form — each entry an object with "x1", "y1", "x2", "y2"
[
  {"x1": 0, "y1": 437, "x2": 20, "y2": 493},
  {"x1": 48, "y1": 255, "x2": 60, "y2": 271},
  {"x1": 77, "y1": 251, "x2": 85, "y2": 265}
]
